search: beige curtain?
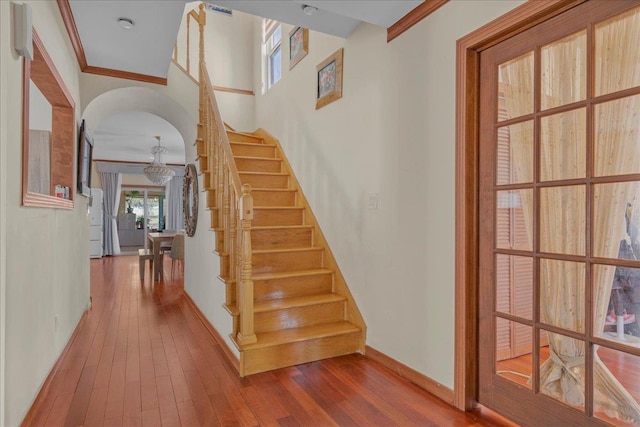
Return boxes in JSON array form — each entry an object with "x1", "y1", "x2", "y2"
[{"x1": 500, "y1": 7, "x2": 640, "y2": 423}]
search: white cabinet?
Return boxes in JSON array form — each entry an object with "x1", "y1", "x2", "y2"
[{"x1": 89, "y1": 188, "x2": 103, "y2": 258}]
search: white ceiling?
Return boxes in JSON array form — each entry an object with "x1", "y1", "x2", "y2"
[
  {"x1": 70, "y1": 1, "x2": 422, "y2": 165},
  {"x1": 210, "y1": 1, "x2": 423, "y2": 38},
  {"x1": 92, "y1": 112, "x2": 185, "y2": 164},
  {"x1": 69, "y1": 0, "x2": 189, "y2": 79}
]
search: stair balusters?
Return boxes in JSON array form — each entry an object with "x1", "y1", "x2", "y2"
[{"x1": 200, "y1": 60, "x2": 256, "y2": 347}]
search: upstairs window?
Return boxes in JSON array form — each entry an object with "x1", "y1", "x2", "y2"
[{"x1": 263, "y1": 19, "x2": 281, "y2": 91}]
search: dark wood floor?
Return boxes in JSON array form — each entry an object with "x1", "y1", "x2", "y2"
[{"x1": 23, "y1": 255, "x2": 514, "y2": 427}]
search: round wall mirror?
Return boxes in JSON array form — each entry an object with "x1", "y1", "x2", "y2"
[{"x1": 183, "y1": 163, "x2": 198, "y2": 237}]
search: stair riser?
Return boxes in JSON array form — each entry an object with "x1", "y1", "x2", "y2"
[
  {"x1": 230, "y1": 144, "x2": 276, "y2": 158},
  {"x1": 253, "y1": 250, "x2": 323, "y2": 274},
  {"x1": 240, "y1": 174, "x2": 289, "y2": 189},
  {"x1": 255, "y1": 273, "x2": 333, "y2": 301},
  {"x1": 254, "y1": 301, "x2": 345, "y2": 334},
  {"x1": 252, "y1": 227, "x2": 312, "y2": 249},
  {"x1": 236, "y1": 158, "x2": 282, "y2": 173},
  {"x1": 252, "y1": 191, "x2": 296, "y2": 207},
  {"x1": 224, "y1": 272, "x2": 333, "y2": 305},
  {"x1": 198, "y1": 156, "x2": 208, "y2": 172},
  {"x1": 241, "y1": 331, "x2": 361, "y2": 375},
  {"x1": 196, "y1": 139, "x2": 205, "y2": 156},
  {"x1": 219, "y1": 253, "x2": 230, "y2": 279},
  {"x1": 253, "y1": 209, "x2": 304, "y2": 227},
  {"x1": 227, "y1": 134, "x2": 264, "y2": 143},
  {"x1": 215, "y1": 229, "x2": 224, "y2": 252},
  {"x1": 210, "y1": 209, "x2": 219, "y2": 229}
]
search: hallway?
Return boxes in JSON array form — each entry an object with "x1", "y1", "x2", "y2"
[{"x1": 22, "y1": 256, "x2": 511, "y2": 426}]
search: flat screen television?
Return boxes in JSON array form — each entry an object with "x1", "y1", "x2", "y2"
[{"x1": 77, "y1": 119, "x2": 93, "y2": 197}]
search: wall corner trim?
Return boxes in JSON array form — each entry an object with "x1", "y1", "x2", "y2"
[{"x1": 364, "y1": 345, "x2": 454, "y2": 405}]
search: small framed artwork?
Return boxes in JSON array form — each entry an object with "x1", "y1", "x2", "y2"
[
  {"x1": 289, "y1": 26, "x2": 308, "y2": 70},
  {"x1": 315, "y1": 48, "x2": 343, "y2": 110},
  {"x1": 77, "y1": 119, "x2": 93, "y2": 197}
]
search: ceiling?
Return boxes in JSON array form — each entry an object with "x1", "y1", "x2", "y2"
[
  {"x1": 210, "y1": 1, "x2": 424, "y2": 38},
  {"x1": 67, "y1": 1, "x2": 422, "y2": 165},
  {"x1": 92, "y1": 112, "x2": 185, "y2": 165}
]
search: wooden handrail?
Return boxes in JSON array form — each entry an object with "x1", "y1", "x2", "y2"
[
  {"x1": 200, "y1": 61, "x2": 243, "y2": 195},
  {"x1": 188, "y1": 3, "x2": 256, "y2": 347}
]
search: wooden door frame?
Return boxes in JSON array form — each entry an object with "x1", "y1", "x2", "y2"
[{"x1": 453, "y1": 0, "x2": 589, "y2": 411}]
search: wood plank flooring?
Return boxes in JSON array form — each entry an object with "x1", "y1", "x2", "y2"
[{"x1": 23, "y1": 255, "x2": 513, "y2": 427}]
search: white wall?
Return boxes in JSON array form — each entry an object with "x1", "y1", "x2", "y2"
[
  {"x1": 29, "y1": 81, "x2": 53, "y2": 131},
  {"x1": 0, "y1": 2, "x2": 9, "y2": 423},
  {"x1": 176, "y1": 3, "x2": 255, "y2": 131},
  {"x1": 0, "y1": 2, "x2": 89, "y2": 426},
  {"x1": 252, "y1": 1, "x2": 524, "y2": 388}
]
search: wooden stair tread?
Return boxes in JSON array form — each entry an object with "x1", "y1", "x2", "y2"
[
  {"x1": 253, "y1": 268, "x2": 332, "y2": 281},
  {"x1": 227, "y1": 130, "x2": 264, "y2": 141},
  {"x1": 252, "y1": 224, "x2": 312, "y2": 230},
  {"x1": 253, "y1": 247, "x2": 322, "y2": 255},
  {"x1": 254, "y1": 293, "x2": 345, "y2": 313},
  {"x1": 240, "y1": 171, "x2": 288, "y2": 176},
  {"x1": 251, "y1": 188, "x2": 296, "y2": 192},
  {"x1": 230, "y1": 141, "x2": 275, "y2": 147},
  {"x1": 253, "y1": 206, "x2": 304, "y2": 210},
  {"x1": 218, "y1": 268, "x2": 332, "y2": 285},
  {"x1": 243, "y1": 321, "x2": 360, "y2": 350},
  {"x1": 233, "y1": 155, "x2": 282, "y2": 161}
]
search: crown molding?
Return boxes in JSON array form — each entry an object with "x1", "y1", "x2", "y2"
[
  {"x1": 387, "y1": 0, "x2": 449, "y2": 43},
  {"x1": 57, "y1": 0, "x2": 168, "y2": 86}
]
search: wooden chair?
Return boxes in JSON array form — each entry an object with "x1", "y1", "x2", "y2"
[
  {"x1": 138, "y1": 248, "x2": 153, "y2": 282},
  {"x1": 166, "y1": 234, "x2": 185, "y2": 279}
]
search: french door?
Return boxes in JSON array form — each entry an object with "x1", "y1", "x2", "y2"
[{"x1": 478, "y1": 1, "x2": 640, "y2": 425}]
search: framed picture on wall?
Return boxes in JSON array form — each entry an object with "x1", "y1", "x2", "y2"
[
  {"x1": 289, "y1": 26, "x2": 308, "y2": 70},
  {"x1": 77, "y1": 119, "x2": 93, "y2": 197},
  {"x1": 315, "y1": 48, "x2": 343, "y2": 110}
]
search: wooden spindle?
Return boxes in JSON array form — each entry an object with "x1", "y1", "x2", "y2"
[
  {"x1": 217, "y1": 139, "x2": 225, "y2": 232},
  {"x1": 222, "y1": 165, "x2": 231, "y2": 270},
  {"x1": 186, "y1": 15, "x2": 191, "y2": 75},
  {"x1": 236, "y1": 184, "x2": 256, "y2": 346},
  {"x1": 229, "y1": 188, "x2": 237, "y2": 283}
]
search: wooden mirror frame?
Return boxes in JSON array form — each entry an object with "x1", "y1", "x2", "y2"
[
  {"x1": 183, "y1": 163, "x2": 198, "y2": 237},
  {"x1": 22, "y1": 30, "x2": 75, "y2": 209}
]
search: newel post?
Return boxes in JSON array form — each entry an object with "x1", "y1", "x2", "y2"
[
  {"x1": 198, "y1": 3, "x2": 206, "y2": 67},
  {"x1": 236, "y1": 184, "x2": 257, "y2": 346}
]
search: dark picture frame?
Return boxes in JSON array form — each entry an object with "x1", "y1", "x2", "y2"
[
  {"x1": 289, "y1": 26, "x2": 308, "y2": 70},
  {"x1": 315, "y1": 48, "x2": 343, "y2": 110},
  {"x1": 77, "y1": 119, "x2": 93, "y2": 197}
]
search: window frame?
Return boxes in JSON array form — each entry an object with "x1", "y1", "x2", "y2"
[{"x1": 263, "y1": 19, "x2": 282, "y2": 92}]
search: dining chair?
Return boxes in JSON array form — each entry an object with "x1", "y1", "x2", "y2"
[{"x1": 167, "y1": 234, "x2": 185, "y2": 279}]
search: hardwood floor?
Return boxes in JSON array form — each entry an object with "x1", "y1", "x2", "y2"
[{"x1": 22, "y1": 255, "x2": 513, "y2": 427}]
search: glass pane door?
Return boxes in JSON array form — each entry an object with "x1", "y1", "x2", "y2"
[{"x1": 478, "y1": 2, "x2": 640, "y2": 425}]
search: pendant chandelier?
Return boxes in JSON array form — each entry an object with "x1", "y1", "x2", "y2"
[{"x1": 143, "y1": 136, "x2": 175, "y2": 185}]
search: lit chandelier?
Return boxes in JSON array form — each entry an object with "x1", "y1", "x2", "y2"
[{"x1": 143, "y1": 136, "x2": 175, "y2": 185}]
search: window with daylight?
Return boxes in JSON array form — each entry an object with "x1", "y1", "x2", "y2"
[{"x1": 263, "y1": 18, "x2": 282, "y2": 92}]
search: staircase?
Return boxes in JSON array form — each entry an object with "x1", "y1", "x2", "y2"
[
  {"x1": 182, "y1": 5, "x2": 365, "y2": 377},
  {"x1": 209, "y1": 129, "x2": 365, "y2": 376}
]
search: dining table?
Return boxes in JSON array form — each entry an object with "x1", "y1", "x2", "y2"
[{"x1": 147, "y1": 231, "x2": 182, "y2": 281}]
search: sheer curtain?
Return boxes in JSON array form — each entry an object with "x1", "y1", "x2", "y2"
[
  {"x1": 501, "y1": 8, "x2": 640, "y2": 422},
  {"x1": 166, "y1": 175, "x2": 184, "y2": 231},
  {"x1": 101, "y1": 172, "x2": 122, "y2": 256}
]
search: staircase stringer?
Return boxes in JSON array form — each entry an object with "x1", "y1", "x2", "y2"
[{"x1": 252, "y1": 128, "x2": 367, "y2": 351}]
